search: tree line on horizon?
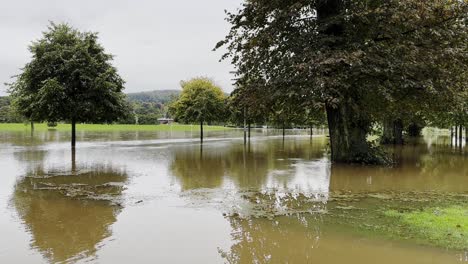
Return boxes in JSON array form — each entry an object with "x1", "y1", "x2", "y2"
[{"x1": 5, "y1": 0, "x2": 468, "y2": 164}]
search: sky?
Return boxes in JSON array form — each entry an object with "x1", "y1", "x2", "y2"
[{"x1": 0, "y1": 0, "x2": 243, "y2": 95}]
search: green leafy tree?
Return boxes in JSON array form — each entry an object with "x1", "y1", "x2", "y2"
[
  {"x1": 217, "y1": 0, "x2": 468, "y2": 164},
  {"x1": 9, "y1": 23, "x2": 128, "y2": 147},
  {"x1": 169, "y1": 77, "x2": 226, "y2": 141},
  {"x1": 228, "y1": 78, "x2": 269, "y2": 138}
]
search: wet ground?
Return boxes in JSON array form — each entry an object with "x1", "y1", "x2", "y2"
[{"x1": 0, "y1": 128, "x2": 466, "y2": 263}]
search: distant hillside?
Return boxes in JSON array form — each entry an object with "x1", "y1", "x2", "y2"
[
  {"x1": 0, "y1": 90, "x2": 182, "y2": 124},
  {"x1": 126, "y1": 90, "x2": 180, "y2": 104}
]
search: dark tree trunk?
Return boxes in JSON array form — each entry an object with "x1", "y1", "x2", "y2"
[
  {"x1": 381, "y1": 118, "x2": 404, "y2": 145},
  {"x1": 282, "y1": 122, "x2": 285, "y2": 139},
  {"x1": 326, "y1": 104, "x2": 385, "y2": 164},
  {"x1": 392, "y1": 119, "x2": 404, "y2": 144},
  {"x1": 464, "y1": 126, "x2": 468, "y2": 144},
  {"x1": 407, "y1": 123, "x2": 423, "y2": 137},
  {"x1": 248, "y1": 122, "x2": 251, "y2": 139},
  {"x1": 310, "y1": 126, "x2": 313, "y2": 138},
  {"x1": 71, "y1": 119, "x2": 76, "y2": 148},
  {"x1": 459, "y1": 125, "x2": 463, "y2": 146},
  {"x1": 318, "y1": 0, "x2": 387, "y2": 164},
  {"x1": 200, "y1": 120, "x2": 204, "y2": 143},
  {"x1": 455, "y1": 125, "x2": 458, "y2": 146},
  {"x1": 450, "y1": 127, "x2": 454, "y2": 146},
  {"x1": 30, "y1": 121, "x2": 34, "y2": 131}
]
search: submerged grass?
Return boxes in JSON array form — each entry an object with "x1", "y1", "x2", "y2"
[
  {"x1": 384, "y1": 206, "x2": 468, "y2": 250},
  {"x1": 0, "y1": 123, "x2": 229, "y2": 132}
]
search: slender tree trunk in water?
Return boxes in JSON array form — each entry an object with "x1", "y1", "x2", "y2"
[
  {"x1": 450, "y1": 127, "x2": 454, "y2": 146},
  {"x1": 248, "y1": 122, "x2": 251, "y2": 139},
  {"x1": 464, "y1": 126, "x2": 468, "y2": 144},
  {"x1": 310, "y1": 126, "x2": 313, "y2": 139},
  {"x1": 282, "y1": 122, "x2": 285, "y2": 139},
  {"x1": 30, "y1": 121, "x2": 34, "y2": 131},
  {"x1": 71, "y1": 119, "x2": 76, "y2": 148},
  {"x1": 200, "y1": 120, "x2": 204, "y2": 143},
  {"x1": 455, "y1": 126, "x2": 458, "y2": 146},
  {"x1": 199, "y1": 143, "x2": 203, "y2": 160},
  {"x1": 459, "y1": 125, "x2": 463, "y2": 147}
]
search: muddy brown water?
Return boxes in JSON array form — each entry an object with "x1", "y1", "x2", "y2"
[{"x1": 0, "y1": 128, "x2": 466, "y2": 263}]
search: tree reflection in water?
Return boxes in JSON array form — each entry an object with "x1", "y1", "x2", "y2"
[
  {"x1": 170, "y1": 138, "x2": 330, "y2": 217},
  {"x1": 219, "y1": 214, "x2": 324, "y2": 263},
  {"x1": 13, "y1": 149, "x2": 128, "y2": 263}
]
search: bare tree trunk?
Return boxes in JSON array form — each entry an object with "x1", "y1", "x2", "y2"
[
  {"x1": 463, "y1": 126, "x2": 467, "y2": 144},
  {"x1": 326, "y1": 104, "x2": 385, "y2": 164},
  {"x1": 71, "y1": 118, "x2": 76, "y2": 148},
  {"x1": 459, "y1": 125, "x2": 463, "y2": 147},
  {"x1": 248, "y1": 122, "x2": 251, "y2": 139},
  {"x1": 450, "y1": 126, "x2": 454, "y2": 146},
  {"x1": 282, "y1": 122, "x2": 285, "y2": 139},
  {"x1": 243, "y1": 107, "x2": 247, "y2": 145},
  {"x1": 455, "y1": 125, "x2": 458, "y2": 147},
  {"x1": 407, "y1": 123, "x2": 423, "y2": 137},
  {"x1": 30, "y1": 121, "x2": 34, "y2": 131},
  {"x1": 381, "y1": 118, "x2": 404, "y2": 145},
  {"x1": 200, "y1": 120, "x2": 204, "y2": 143}
]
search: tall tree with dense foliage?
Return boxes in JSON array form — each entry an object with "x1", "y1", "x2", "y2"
[
  {"x1": 169, "y1": 77, "x2": 226, "y2": 142},
  {"x1": 9, "y1": 23, "x2": 128, "y2": 147},
  {"x1": 217, "y1": 0, "x2": 468, "y2": 164}
]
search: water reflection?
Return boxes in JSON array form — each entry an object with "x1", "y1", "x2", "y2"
[
  {"x1": 219, "y1": 214, "x2": 462, "y2": 264},
  {"x1": 171, "y1": 145, "x2": 227, "y2": 190},
  {"x1": 1, "y1": 129, "x2": 466, "y2": 263},
  {"x1": 170, "y1": 138, "x2": 329, "y2": 192},
  {"x1": 330, "y1": 143, "x2": 468, "y2": 192},
  {"x1": 220, "y1": 215, "x2": 323, "y2": 263},
  {"x1": 12, "y1": 151, "x2": 128, "y2": 263},
  {"x1": 170, "y1": 138, "x2": 331, "y2": 217}
]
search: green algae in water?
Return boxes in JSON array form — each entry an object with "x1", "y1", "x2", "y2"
[{"x1": 385, "y1": 206, "x2": 468, "y2": 250}]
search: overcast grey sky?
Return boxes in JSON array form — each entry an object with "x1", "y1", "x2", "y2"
[{"x1": 0, "y1": 0, "x2": 242, "y2": 95}]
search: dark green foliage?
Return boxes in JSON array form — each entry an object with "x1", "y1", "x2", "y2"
[
  {"x1": 0, "y1": 96, "x2": 22, "y2": 123},
  {"x1": 9, "y1": 22, "x2": 128, "y2": 128},
  {"x1": 169, "y1": 77, "x2": 227, "y2": 141},
  {"x1": 169, "y1": 77, "x2": 226, "y2": 124},
  {"x1": 218, "y1": 0, "x2": 468, "y2": 163}
]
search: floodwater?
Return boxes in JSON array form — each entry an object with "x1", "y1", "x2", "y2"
[{"x1": 0, "y1": 128, "x2": 466, "y2": 263}]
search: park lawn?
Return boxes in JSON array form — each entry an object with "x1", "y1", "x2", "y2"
[
  {"x1": 384, "y1": 206, "x2": 468, "y2": 250},
  {"x1": 0, "y1": 123, "x2": 230, "y2": 132}
]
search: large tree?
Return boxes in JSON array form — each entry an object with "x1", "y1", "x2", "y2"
[
  {"x1": 169, "y1": 77, "x2": 226, "y2": 142},
  {"x1": 9, "y1": 23, "x2": 128, "y2": 147},
  {"x1": 217, "y1": 0, "x2": 468, "y2": 164}
]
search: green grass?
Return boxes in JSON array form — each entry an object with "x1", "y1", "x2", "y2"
[
  {"x1": 0, "y1": 123, "x2": 230, "y2": 132},
  {"x1": 384, "y1": 206, "x2": 468, "y2": 250}
]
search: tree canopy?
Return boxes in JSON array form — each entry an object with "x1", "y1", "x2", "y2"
[
  {"x1": 218, "y1": 0, "x2": 468, "y2": 163},
  {"x1": 9, "y1": 23, "x2": 129, "y2": 146},
  {"x1": 170, "y1": 77, "x2": 226, "y2": 124},
  {"x1": 169, "y1": 77, "x2": 227, "y2": 141}
]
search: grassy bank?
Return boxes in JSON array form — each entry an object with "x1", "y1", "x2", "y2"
[
  {"x1": 385, "y1": 206, "x2": 468, "y2": 250},
  {"x1": 0, "y1": 123, "x2": 230, "y2": 132}
]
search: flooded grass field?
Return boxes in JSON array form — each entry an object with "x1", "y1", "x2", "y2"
[{"x1": 0, "y1": 128, "x2": 467, "y2": 263}]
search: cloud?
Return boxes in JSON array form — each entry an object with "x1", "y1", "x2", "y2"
[{"x1": 0, "y1": 0, "x2": 241, "y2": 95}]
